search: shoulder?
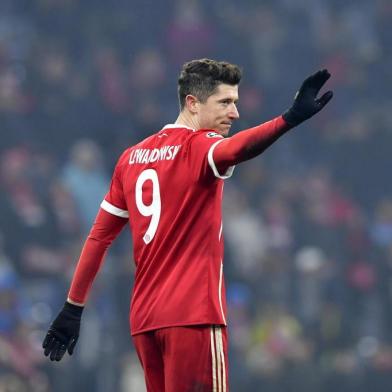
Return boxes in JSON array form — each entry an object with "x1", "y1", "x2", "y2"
[
  {"x1": 117, "y1": 147, "x2": 132, "y2": 164},
  {"x1": 118, "y1": 133, "x2": 157, "y2": 162},
  {"x1": 112, "y1": 148, "x2": 132, "y2": 176},
  {"x1": 187, "y1": 129, "x2": 224, "y2": 149},
  {"x1": 187, "y1": 129, "x2": 224, "y2": 147},
  {"x1": 194, "y1": 129, "x2": 224, "y2": 139},
  {"x1": 200, "y1": 130, "x2": 224, "y2": 139},
  {"x1": 181, "y1": 130, "x2": 225, "y2": 163}
]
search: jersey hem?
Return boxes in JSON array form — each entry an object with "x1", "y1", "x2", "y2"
[{"x1": 131, "y1": 320, "x2": 227, "y2": 336}]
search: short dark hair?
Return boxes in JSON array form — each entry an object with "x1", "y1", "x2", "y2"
[{"x1": 178, "y1": 58, "x2": 242, "y2": 110}]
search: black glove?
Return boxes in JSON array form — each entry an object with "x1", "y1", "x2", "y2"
[
  {"x1": 42, "y1": 301, "x2": 83, "y2": 361},
  {"x1": 282, "y1": 69, "x2": 333, "y2": 127}
]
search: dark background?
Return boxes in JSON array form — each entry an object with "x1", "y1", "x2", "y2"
[{"x1": 1, "y1": 0, "x2": 392, "y2": 390}]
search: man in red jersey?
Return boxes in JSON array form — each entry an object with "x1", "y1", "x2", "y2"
[{"x1": 43, "y1": 59, "x2": 333, "y2": 391}]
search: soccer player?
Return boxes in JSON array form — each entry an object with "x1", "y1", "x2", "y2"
[{"x1": 42, "y1": 59, "x2": 333, "y2": 391}]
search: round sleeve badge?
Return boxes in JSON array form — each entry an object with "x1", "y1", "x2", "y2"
[{"x1": 206, "y1": 132, "x2": 222, "y2": 138}]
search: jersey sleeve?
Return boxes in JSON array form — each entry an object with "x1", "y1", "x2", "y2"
[
  {"x1": 212, "y1": 116, "x2": 291, "y2": 170},
  {"x1": 187, "y1": 131, "x2": 235, "y2": 180},
  {"x1": 68, "y1": 208, "x2": 127, "y2": 304},
  {"x1": 100, "y1": 149, "x2": 130, "y2": 219}
]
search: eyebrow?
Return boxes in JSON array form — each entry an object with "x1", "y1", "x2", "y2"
[{"x1": 218, "y1": 97, "x2": 239, "y2": 103}]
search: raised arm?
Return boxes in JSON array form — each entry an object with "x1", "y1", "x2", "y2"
[{"x1": 213, "y1": 69, "x2": 333, "y2": 172}]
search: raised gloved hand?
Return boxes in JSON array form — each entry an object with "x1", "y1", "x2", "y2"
[
  {"x1": 42, "y1": 301, "x2": 83, "y2": 361},
  {"x1": 282, "y1": 69, "x2": 333, "y2": 127}
]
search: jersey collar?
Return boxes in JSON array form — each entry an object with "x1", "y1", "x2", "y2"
[{"x1": 162, "y1": 124, "x2": 195, "y2": 131}]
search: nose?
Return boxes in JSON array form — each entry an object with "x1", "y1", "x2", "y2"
[{"x1": 229, "y1": 103, "x2": 240, "y2": 120}]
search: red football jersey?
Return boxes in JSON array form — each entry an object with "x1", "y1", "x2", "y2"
[{"x1": 101, "y1": 124, "x2": 234, "y2": 335}]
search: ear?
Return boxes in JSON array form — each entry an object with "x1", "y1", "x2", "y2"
[{"x1": 185, "y1": 95, "x2": 199, "y2": 114}]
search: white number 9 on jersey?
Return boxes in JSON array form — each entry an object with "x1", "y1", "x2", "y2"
[{"x1": 135, "y1": 169, "x2": 161, "y2": 244}]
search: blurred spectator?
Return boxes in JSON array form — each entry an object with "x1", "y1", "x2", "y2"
[
  {"x1": 0, "y1": 247, "x2": 49, "y2": 391},
  {"x1": 62, "y1": 139, "x2": 109, "y2": 233},
  {"x1": 0, "y1": 0, "x2": 391, "y2": 390},
  {"x1": 0, "y1": 147, "x2": 76, "y2": 277},
  {"x1": 166, "y1": 0, "x2": 217, "y2": 67}
]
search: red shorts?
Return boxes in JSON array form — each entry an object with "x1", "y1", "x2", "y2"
[{"x1": 132, "y1": 325, "x2": 229, "y2": 392}]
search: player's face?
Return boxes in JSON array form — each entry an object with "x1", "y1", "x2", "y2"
[{"x1": 198, "y1": 84, "x2": 239, "y2": 136}]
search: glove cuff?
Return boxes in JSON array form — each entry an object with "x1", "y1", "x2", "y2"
[
  {"x1": 63, "y1": 301, "x2": 84, "y2": 318},
  {"x1": 282, "y1": 108, "x2": 303, "y2": 127}
]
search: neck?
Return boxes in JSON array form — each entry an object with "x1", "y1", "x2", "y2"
[{"x1": 175, "y1": 111, "x2": 200, "y2": 130}]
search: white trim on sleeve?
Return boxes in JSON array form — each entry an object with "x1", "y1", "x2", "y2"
[
  {"x1": 207, "y1": 139, "x2": 235, "y2": 179},
  {"x1": 100, "y1": 200, "x2": 129, "y2": 219}
]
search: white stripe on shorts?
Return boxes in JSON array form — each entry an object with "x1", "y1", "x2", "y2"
[
  {"x1": 217, "y1": 328, "x2": 226, "y2": 392},
  {"x1": 211, "y1": 326, "x2": 226, "y2": 392},
  {"x1": 210, "y1": 327, "x2": 217, "y2": 392}
]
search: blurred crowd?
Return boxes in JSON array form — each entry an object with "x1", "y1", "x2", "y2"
[{"x1": 0, "y1": 0, "x2": 392, "y2": 391}]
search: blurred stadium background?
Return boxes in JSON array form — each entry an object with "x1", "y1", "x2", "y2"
[{"x1": 0, "y1": 0, "x2": 392, "y2": 391}]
